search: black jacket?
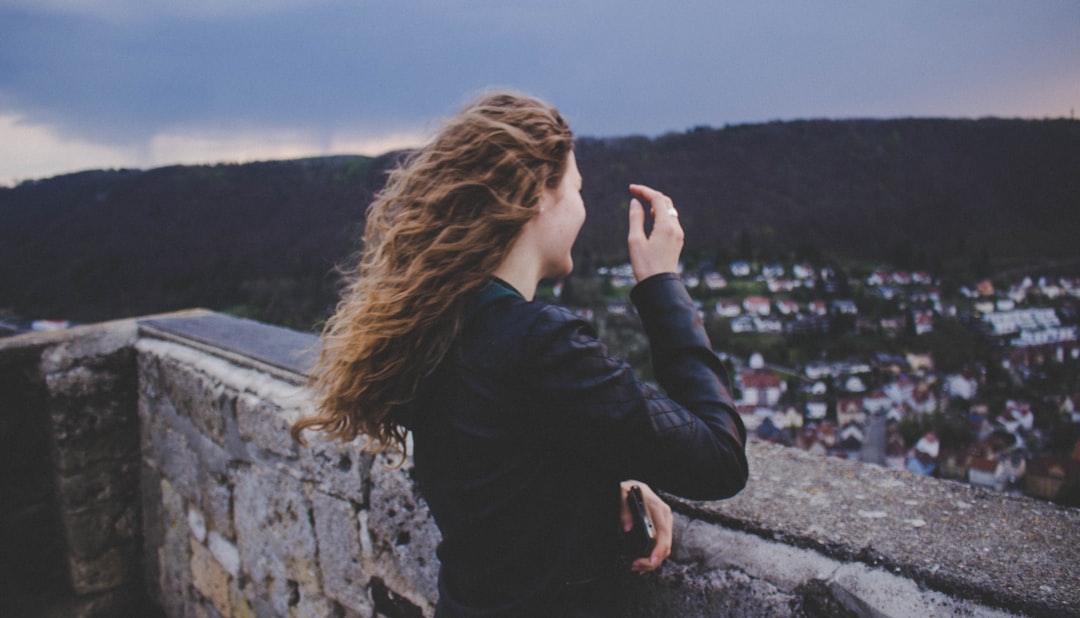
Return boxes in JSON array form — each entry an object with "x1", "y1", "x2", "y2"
[{"x1": 401, "y1": 273, "x2": 747, "y2": 617}]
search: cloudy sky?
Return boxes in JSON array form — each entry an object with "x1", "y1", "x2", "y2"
[{"x1": 1, "y1": 1, "x2": 1078, "y2": 185}]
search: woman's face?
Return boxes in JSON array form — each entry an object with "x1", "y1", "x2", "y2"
[{"x1": 535, "y1": 151, "x2": 586, "y2": 279}]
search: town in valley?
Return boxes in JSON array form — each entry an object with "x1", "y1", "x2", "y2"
[{"x1": 551, "y1": 258, "x2": 1080, "y2": 506}]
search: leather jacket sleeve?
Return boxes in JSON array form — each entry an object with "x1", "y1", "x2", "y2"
[{"x1": 519, "y1": 273, "x2": 748, "y2": 500}]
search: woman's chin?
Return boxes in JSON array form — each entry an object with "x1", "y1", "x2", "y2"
[{"x1": 552, "y1": 263, "x2": 573, "y2": 280}]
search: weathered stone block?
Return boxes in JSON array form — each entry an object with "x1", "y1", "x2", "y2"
[
  {"x1": 364, "y1": 454, "x2": 440, "y2": 611},
  {"x1": 145, "y1": 411, "x2": 229, "y2": 506},
  {"x1": 159, "y1": 357, "x2": 233, "y2": 445},
  {"x1": 311, "y1": 489, "x2": 372, "y2": 614},
  {"x1": 42, "y1": 345, "x2": 138, "y2": 499},
  {"x1": 62, "y1": 500, "x2": 137, "y2": 559},
  {"x1": 46, "y1": 370, "x2": 137, "y2": 441},
  {"x1": 57, "y1": 459, "x2": 139, "y2": 512},
  {"x1": 157, "y1": 425, "x2": 199, "y2": 501},
  {"x1": 295, "y1": 435, "x2": 370, "y2": 501},
  {"x1": 208, "y1": 530, "x2": 240, "y2": 578},
  {"x1": 191, "y1": 538, "x2": 232, "y2": 617},
  {"x1": 51, "y1": 423, "x2": 140, "y2": 472},
  {"x1": 157, "y1": 478, "x2": 195, "y2": 618},
  {"x1": 139, "y1": 462, "x2": 164, "y2": 606},
  {"x1": 68, "y1": 547, "x2": 127, "y2": 595},
  {"x1": 232, "y1": 463, "x2": 331, "y2": 617},
  {"x1": 201, "y1": 474, "x2": 235, "y2": 540},
  {"x1": 236, "y1": 392, "x2": 297, "y2": 458}
]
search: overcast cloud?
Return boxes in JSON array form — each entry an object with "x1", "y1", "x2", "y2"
[{"x1": 1, "y1": 1, "x2": 1078, "y2": 184}]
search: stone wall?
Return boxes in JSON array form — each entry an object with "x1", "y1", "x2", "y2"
[
  {"x1": 0, "y1": 319, "x2": 156, "y2": 617},
  {"x1": 2, "y1": 310, "x2": 1078, "y2": 617},
  {"x1": 136, "y1": 329, "x2": 439, "y2": 617}
]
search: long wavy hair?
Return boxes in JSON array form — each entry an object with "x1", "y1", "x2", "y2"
[{"x1": 292, "y1": 91, "x2": 573, "y2": 454}]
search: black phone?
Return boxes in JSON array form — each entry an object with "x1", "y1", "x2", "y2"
[{"x1": 624, "y1": 485, "x2": 657, "y2": 559}]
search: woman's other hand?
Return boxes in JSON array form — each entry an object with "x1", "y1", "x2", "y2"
[
  {"x1": 627, "y1": 184, "x2": 685, "y2": 283},
  {"x1": 619, "y1": 480, "x2": 673, "y2": 574}
]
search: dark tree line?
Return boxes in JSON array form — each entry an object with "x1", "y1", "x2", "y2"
[{"x1": 2, "y1": 118, "x2": 1078, "y2": 331}]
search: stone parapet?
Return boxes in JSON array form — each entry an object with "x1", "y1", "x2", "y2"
[
  {"x1": 2, "y1": 310, "x2": 1077, "y2": 617},
  {"x1": 135, "y1": 316, "x2": 439, "y2": 617}
]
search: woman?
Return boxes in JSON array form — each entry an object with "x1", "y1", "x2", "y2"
[{"x1": 293, "y1": 91, "x2": 747, "y2": 617}]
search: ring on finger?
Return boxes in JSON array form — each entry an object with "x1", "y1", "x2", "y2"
[{"x1": 667, "y1": 207, "x2": 678, "y2": 217}]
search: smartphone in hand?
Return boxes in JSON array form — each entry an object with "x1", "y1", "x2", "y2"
[{"x1": 623, "y1": 485, "x2": 657, "y2": 559}]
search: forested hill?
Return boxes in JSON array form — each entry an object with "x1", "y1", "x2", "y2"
[
  {"x1": 2, "y1": 118, "x2": 1078, "y2": 329},
  {"x1": 572, "y1": 118, "x2": 1080, "y2": 268},
  {"x1": 0, "y1": 156, "x2": 396, "y2": 327}
]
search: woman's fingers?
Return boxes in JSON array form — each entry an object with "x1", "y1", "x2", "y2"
[
  {"x1": 628, "y1": 183, "x2": 667, "y2": 208},
  {"x1": 627, "y1": 198, "x2": 646, "y2": 245},
  {"x1": 621, "y1": 480, "x2": 673, "y2": 574},
  {"x1": 618, "y1": 480, "x2": 635, "y2": 533},
  {"x1": 627, "y1": 184, "x2": 684, "y2": 282},
  {"x1": 638, "y1": 491, "x2": 673, "y2": 573},
  {"x1": 629, "y1": 184, "x2": 678, "y2": 223}
]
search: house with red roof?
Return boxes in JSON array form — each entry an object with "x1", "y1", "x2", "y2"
[
  {"x1": 743, "y1": 296, "x2": 771, "y2": 316},
  {"x1": 914, "y1": 311, "x2": 934, "y2": 335},
  {"x1": 704, "y1": 272, "x2": 728, "y2": 290},
  {"x1": 968, "y1": 456, "x2": 1000, "y2": 489},
  {"x1": 739, "y1": 370, "x2": 785, "y2": 407},
  {"x1": 836, "y1": 397, "x2": 866, "y2": 427}
]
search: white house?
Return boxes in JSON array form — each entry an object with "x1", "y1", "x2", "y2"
[
  {"x1": 806, "y1": 400, "x2": 828, "y2": 420},
  {"x1": 944, "y1": 374, "x2": 979, "y2": 400},
  {"x1": 793, "y1": 263, "x2": 815, "y2": 280},
  {"x1": 762, "y1": 264, "x2": 785, "y2": 279},
  {"x1": 730, "y1": 316, "x2": 755, "y2": 333},
  {"x1": 716, "y1": 300, "x2": 742, "y2": 317},
  {"x1": 843, "y1": 375, "x2": 867, "y2": 393},
  {"x1": 730, "y1": 261, "x2": 752, "y2": 277},
  {"x1": 753, "y1": 317, "x2": 783, "y2": 334}
]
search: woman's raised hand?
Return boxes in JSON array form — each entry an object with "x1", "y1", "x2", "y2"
[{"x1": 627, "y1": 184, "x2": 685, "y2": 282}]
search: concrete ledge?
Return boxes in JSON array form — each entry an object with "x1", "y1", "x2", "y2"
[
  {"x1": 671, "y1": 441, "x2": 1080, "y2": 617},
  {"x1": 667, "y1": 512, "x2": 1018, "y2": 617},
  {"x1": 139, "y1": 310, "x2": 319, "y2": 384}
]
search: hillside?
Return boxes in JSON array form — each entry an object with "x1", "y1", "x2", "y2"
[
  {"x1": 2, "y1": 118, "x2": 1078, "y2": 330},
  {"x1": 0, "y1": 156, "x2": 393, "y2": 327},
  {"x1": 573, "y1": 118, "x2": 1080, "y2": 267}
]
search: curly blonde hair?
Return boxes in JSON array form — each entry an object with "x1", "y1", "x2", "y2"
[{"x1": 292, "y1": 91, "x2": 573, "y2": 453}]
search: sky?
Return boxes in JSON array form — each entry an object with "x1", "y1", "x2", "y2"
[{"x1": 1, "y1": 1, "x2": 1078, "y2": 186}]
